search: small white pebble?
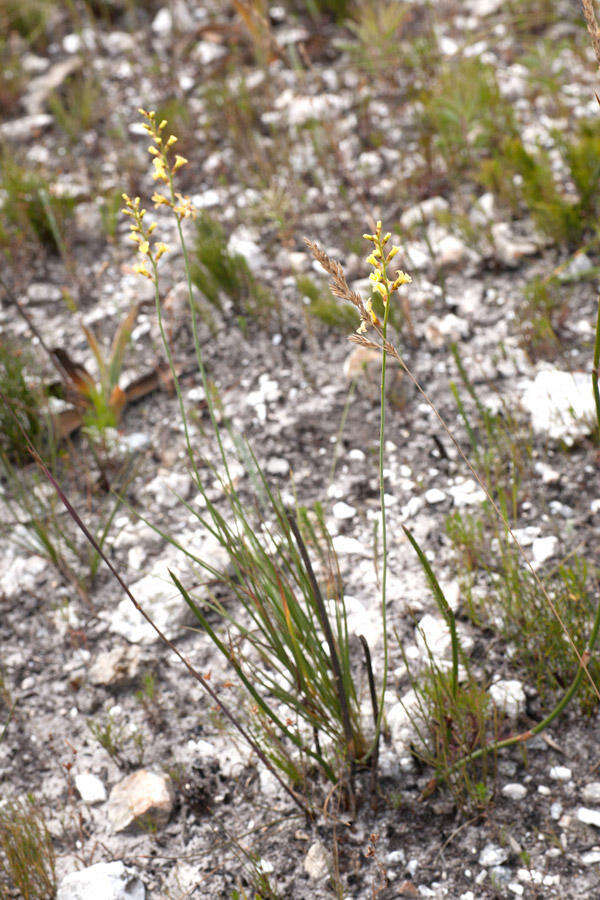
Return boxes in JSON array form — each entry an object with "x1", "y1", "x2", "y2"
[
  {"x1": 582, "y1": 783, "x2": 600, "y2": 804},
  {"x1": 425, "y1": 488, "x2": 446, "y2": 505},
  {"x1": 578, "y1": 808, "x2": 600, "y2": 828},
  {"x1": 549, "y1": 766, "x2": 572, "y2": 781},
  {"x1": 502, "y1": 783, "x2": 527, "y2": 801},
  {"x1": 332, "y1": 501, "x2": 356, "y2": 520}
]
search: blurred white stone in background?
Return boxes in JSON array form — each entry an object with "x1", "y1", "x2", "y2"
[{"x1": 520, "y1": 369, "x2": 596, "y2": 446}]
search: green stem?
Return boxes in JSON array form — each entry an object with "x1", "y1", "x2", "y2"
[
  {"x1": 170, "y1": 180, "x2": 232, "y2": 486},
  {"x1": 374, "y1": 268, "x2": 392, "y2": 744}
]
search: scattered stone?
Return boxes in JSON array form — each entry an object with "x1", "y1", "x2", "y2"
[
  {"x1": 447, "y1": 479, "x2": 486, "y2": 507},
  {"x1": 0, "y1": 552, "x2": 47, "y2": 600},
  {"x1": 227, "y1": 226, "x2": 267, "y2": 273},
  {"x1": 415, "y1": 613, "x2": 473, "y2": 663},
  {"x1": 88, "y1": 646, "x2": 142, "y2": 688},
  {"x1": 108, "y1": 564, "x2": 195, "y2": 644},
  {"x1": 103, "y1": 31, "x2": 136, "y2": 55},
  {"x1": 558, "y1": 252, "x2": 594, "y2": 281},
  {"x1": 146, "y1": 471, "x2": 192, "y2": 508},
  {"x1": 332, "y1": 535, "x2": 370, "y2": 557},
  {"x1": 531, "y1": 536, "x2": 558, "y2": 568},
  {"x1": 272, "y1": 90, "x2": 349, "y2": 128},
  {"x1": 489, "y1": 680, "x2": 526, "y2": 718},
  {"x1": 74, "y1": 773, "x2": 107, "y2": 805},
  {"x1": 152, "y1": 7, "x2": 172, "y2": 34},
  {"x1": 502, "y1": 783, "x2": 527, "y2": 801},
  {"x1": 577, "y1": 808, "x2": 600, "y2": 829},
  {"x1": 491, "y1": 222, "x2": 538, "y2": 267},
  {"x1": 57, "y1": 861, "x2": 145, "y2": 900},
  {"x1": 466, "y1": 0, "x2": 503, "y2": 16},
  {"x1": 332, "y1": 501, "x2": 356, "y2": 520},
  {"x1": 479, "y1": 844, "x2": 509, "y2": 867},
  {"x1": 24, "y1": 57, "x2": 83, "y2": 116},
  {"x1": 304, "y1": 841, "x2": 329, "y2": 880},
  {"x1": 520, "y1": 369, "x2": 596, "y2": 446},
  {"x1": 437, "y1": 235, "x2": 470, "y2": 268},
  {"x1": 549, "y1": 766, "x2": 572, "y2": 782},
  {"x1": 343, "y1": 346, "x2": 382, "y2": 380},
  {"x1": 387, "y1": 690, "x2": 422, "y2": 753},
  {"x1": 193, "y1": 41, "x2": 227, "y2": 65},
  {"x1": 425, "y1": 488, "x2": 446, "y2": 505},
  {"x1": 343, "y1": 595, "x2": 381, "y2": 647},
  {"x1": 534, "y1": 462, "x2": 560, "y2": 484},
  {"x1": 469, "y1": 192, "x2": 496, "y2": 226},
  {"x1": 582, "y1": 849, "x2": 600, "y2": 866},
  {"x1": 424, "y1": 313, "x2": 468, "y2": 349},
  {"x1": 0, "y1": 114, "x2": 54, "y2": 142},
  {"x1": 265, "y1": 457, "x2": 290, "y2": 477},
  {"x1": 27, "y1": 282, "x2": 63, "y2": 304},
  {"x1": 107, "y1": 770, "x2": 174, "y2": 833},
  {"x1": 401, "y1": 197, "x2": 449, "y2": 230},
  {"x1": 582, "y1": 783, "x2": 600, "y2": 804}
]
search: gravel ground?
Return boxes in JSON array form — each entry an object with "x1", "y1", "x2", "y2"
[{"x1": 2, "y1": 1, "x2": 600, "y2": 897}]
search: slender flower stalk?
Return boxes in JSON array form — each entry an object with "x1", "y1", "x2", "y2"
[
  {"x1": 362, "y1": 222, "x2": 412, "y2": 746},
  {"x1": 134, "y1": 108, "x2": 233, "y2": 485}
]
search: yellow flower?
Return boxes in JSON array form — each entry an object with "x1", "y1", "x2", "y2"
[
  {"x1": 172, "y1": 154, "x2": 188, "y2": 172},
  {"x1": 393, "y1": 271, "x2": 412, "y2": 289},
  {"x1": 152, "y1": 157, "x2": 168, "y2": 182},
  {"x1": 134, "y1": 263, "x2": 152, "y2": 279},
  {"x1": 154, "y1": 242, "x2": 169, "y2": 261},
  {"x1": 138, "y1": 240, "x2": 149, "y2": 256}
]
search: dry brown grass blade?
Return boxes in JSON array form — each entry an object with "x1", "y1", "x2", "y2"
[{"x1": 583, "y1": 0, "x2": 600, "y2": 68}]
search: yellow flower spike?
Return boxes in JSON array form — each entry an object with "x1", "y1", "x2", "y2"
[
  {"x1": 363, "y1": 233, "x2": 376, "y2": 242},
  {"x1": 386, "y1": 246, "x2": 400, "y2": 262},
  {"x1": 147, "y1": 222, "x2": 157, "y2": 234},
  {"x1": 375, "y1": 220, "x2": 382, "y2": 233},
  {"x1": 369, "y1": 271, "x2": 382, "y2": 282},
  {"x1": 139, "y1": 240, "x2": 149, "y2": 255},
  {"x1": 372, "y1": 282, "x2": 387, "y2": 299},
  {"x1": 158, "y1": 119, "x2": 167, "y2": 131},
  {"x1": 383, "y1": 232, "x2": 392, "y2": 244},
  {"x1": 152, "y1": 192, "x2": 169, "y2": 207},
  {"x1": 154, "y1": 242, "x2": 169, "y2": 261},
  {"x1": 166, "y1": 135, "x2": 177, "y2": 148},
  {"x1": 366, "y1": 253, "x2": 379, "y2": 267},
  {"x1": 148, "y1": 146, "x2": 159, "y2": 156}
]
